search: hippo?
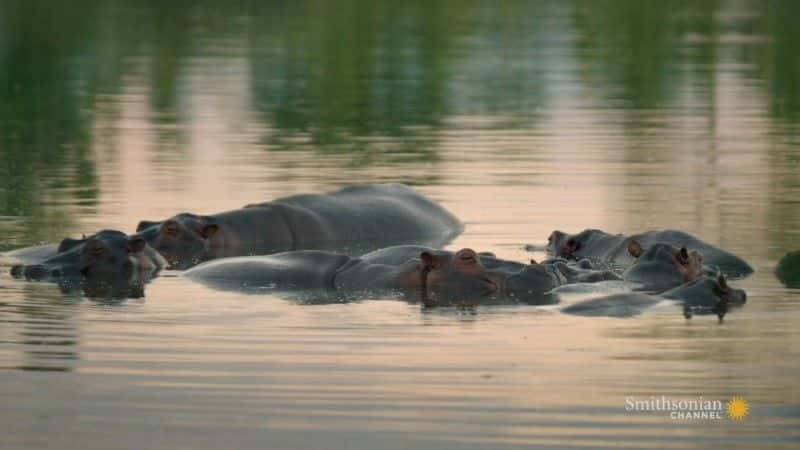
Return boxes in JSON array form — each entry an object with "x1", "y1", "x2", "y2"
[
  {"x1": 184, "y1": 247, "x2": 564, "y2": 306},
  {"x1": 622, "y1": 241, "x2": 704, "y2": 293},
  {"x1": 540, "y1": 229, "x2": 753, "y2": 278},
  {"x1": 9, "y1": 230, "x2": 166, "y2": 295},
  {"x1": 135, "y1": 184, "x2": 463, "y2": 269},
  {"x1": 775, "y1": 250, "x2": 800, "y2": 288},
  {"x1": 361, "y1": 245, "x2": 620, "y2": 284},
  {"x1": 541, "y1": 258, "x2": 622, "y2": 284},
  {"x1": 561, "y1": 275, "x2": 746, "y2": 321},
  {"x1": 549, "y1": 241, "x2": 705, "y2": 299}
]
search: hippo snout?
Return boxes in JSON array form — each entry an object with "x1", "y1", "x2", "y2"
[
  {"x1": 10, "y1": 265, "x2": 24, "y2": 278},
  {"x1": 13, "y1": 264, "x2": 66, "y2": 281},
  {"x1": 22, "y1": 264, "x2": 48, "y2": 280},
  {"x1": 732, "y1": 289, "x2": 747, "y2": 306}
]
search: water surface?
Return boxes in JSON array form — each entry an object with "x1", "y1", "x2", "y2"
[{"x1": 1, "y1": 1, "x2": 799, "y2": 449}]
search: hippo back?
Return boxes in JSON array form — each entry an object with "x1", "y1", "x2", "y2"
[
  {"x1": 561, "y1": 293, "x2": 663, "y2": 317},
  {"x1": 1, "y1": 244, "x2": 60, "y2": 265},
  {"x1": 274, "y1": 184, "x2": 463, "y2": 247},
  {"x1": 610, "y1": 230, "x2": 753, "y2": 278},
  {"x1": 184, "y1": 251, "x2": 352, "y2": 292}
]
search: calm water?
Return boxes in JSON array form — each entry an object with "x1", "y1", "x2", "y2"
[{"x1": 1, "y1": 1, "x2": 799, "y2": 449}]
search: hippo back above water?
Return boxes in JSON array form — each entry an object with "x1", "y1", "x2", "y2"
[
  {"x1": 184, "y1": 246, "x2": 564, "y2": 306},
  {"x1": 136, "y1": 184, "x2": 463, "y2": 269},
  {"x1": 542, "y1": 228, "x2": 753, "y2": 278},
  {"x1": 561, "y1": 275, "x2": 746, "y2": 320}
]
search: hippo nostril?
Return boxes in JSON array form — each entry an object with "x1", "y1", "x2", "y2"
[
  {"x1": 10, "y1": 265, "x2": 24, "y2": 278},
  {"x1": 24, "y1": 265, "x2": 47, "y2": 280}
]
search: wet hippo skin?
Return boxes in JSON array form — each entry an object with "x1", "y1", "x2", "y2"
[
  {"x1": 360, "y1": 245, "x2": 618, "y2": 285},
  {"x1": 9, "y1": 230, "x2": 166, "y2": 297},
  {"x1": 561, "y1": 275, "x2": 746, "y2": 320},
  {"x1": 540, "y1": 228, "x2": 753, "y2": 278},
  {"x1": 136, "y1": 184, "x2": 463, "y2": 269},
  {"x1": 622, "y1": 242, "x2": 704, "y2": 293},
  {"x1": 184, "y1": 247, "x2": 564, "y2": 306},
  {"x1": 1, "y1": 243, "x2": 60, "y2": 265}
]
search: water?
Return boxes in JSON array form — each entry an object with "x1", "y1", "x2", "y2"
[{"x1": 1, "y1": 1, "x2": 799, "y2": 448}]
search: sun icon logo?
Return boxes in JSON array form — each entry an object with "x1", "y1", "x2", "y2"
[{"x1": 726, "y1": 396, "x2": 749, "y2": 420}]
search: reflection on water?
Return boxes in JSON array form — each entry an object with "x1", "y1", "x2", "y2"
[{"x1": 1, "y1": 1, "x2": 799, "y2": 449}]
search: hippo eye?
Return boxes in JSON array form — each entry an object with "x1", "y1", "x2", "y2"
[
  {"x1": 90, "y1": 245, "x2": 104, "y2": 256},
  {"x1": 163, "y1": 224, "x2": 179, "y2": 237}
]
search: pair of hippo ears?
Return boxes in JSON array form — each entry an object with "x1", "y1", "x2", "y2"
[
  {"x1": 626, "y1": 241, "x2": 692, "y2": 262},
  {"x1": 135, "y1": 219, "x2": 219, "y2": 238},
  {"x1": 421, "y1": 249, "x2": 483, "y2": 270},
  {"x1": 56, "y1": 236, "x2": 147, "y2": 254}
]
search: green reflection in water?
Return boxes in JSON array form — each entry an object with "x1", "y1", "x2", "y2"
[
  {"x1": 0, "y1": 0, "x2": 798, "y2": 246},
  {"x1": 0, "y1": 0, "x2": 99, "y2": 245}
]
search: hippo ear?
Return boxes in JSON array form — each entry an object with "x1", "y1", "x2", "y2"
[
  {"x1": 58, "y1": 238, "x2": 84, "y2": 253},
  {"x1": 136, "y1": 220, "x2": 161, "y2": 232},
  {"x1": 420, "y1": 252, "x2": 443, "y2": 270},
  {"x1": 127, "y1": 237, "x2": 146, "y2": 254},
  {"x1": 201, "y1": 224, "x2": 219, "y2": 239},
  {"x1": 565, "y1": 238, "x2": 580, "y2": 253},
  {"x1": 627, "y1": 240, "x2": 643, "y2": 258},
  {"x1": 678, "y1": 247, "x2": 690, "y2": 264},
  {"x1": 530, "y1": 258, "x2": 538, "y2": 265}
]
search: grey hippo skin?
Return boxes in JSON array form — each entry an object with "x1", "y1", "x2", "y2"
[
  {"x1": 622, "y1": 242, "x2": 704, "y2": 293},
  {"x1": 775, "y1": 250, "x2": 800, "y2": 288},
  {"x1": 549, "y1": 242, "x2": 705, "y2": 298},
  {"x1": 184, "y1": 247, "x2": 565, "y2": 306},
  {"x1": 135, "y1": 184, "x2": 463, "y2": 269},
  {"x1": 562, "y1": 275, "x2": 746, "y2": 321},
  {"x1": 1, "y1": 243, "x2": 61, "y2": 265},
  {"x1": 9, "y1": 230, "x2": 166, "y2": 298},
  {"x1": 540, "y1": 228, "x2": 753, "y2": 278},
  {"x1": 361, "y1": 245, "x2": 620, "y2": 284}
]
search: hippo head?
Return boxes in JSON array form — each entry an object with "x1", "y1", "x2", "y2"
[
  {"x1": 664, "y1": 275, "x2": 746, "y2": 321},
  {"x1": 419, "y1": 249, "x2": 505, "y2": 304},
  {"x1": 502, "y1": 261, "x2": 564, "y2": 303},
  {"x1": 415, "y1": 249, "x2": 561, "y2": 306},
  {"x1": 136, "y1": 213, "x2": 219, "y2": 269},
  {"x1": 623, "y1": 241, "x2": 704, "y2": 292},
  {"x1": 547, "y1": 229, "x2": 609, "y2": 259},
  {"x1": 10, "y1": 230, "x2": 162, "y2": 288}
]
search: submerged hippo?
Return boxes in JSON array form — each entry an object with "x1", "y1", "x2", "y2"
[
  {"x1": 561, "y1": 275, "x2": 746, "y2": 321},
  {"x1": 361, "y1": 245, "x2": 620, "y2": 284},
  {"x1": 184, "y1": 247, "x2": 564, "y2": 306},
  {"x1": 9, "y1": 230, "x2": 166, "y2": 297},
  {"x1": 1, "y1": 243, "x2": 61, "y2": 265},
  {"x1": 135, "y1": 184, "x2": 463, "y2": 269},
  {"x1": 622, "y1": 242, "x2": 704, "y2": 293},
  {"x1": 541, "y1": 229, "x2": 753, "y2": 278},
  {"x1": 775, "y1": 250, "x2": 800, "y2": 288},
  {"x1": 549, "y1": 241, "x2": 704, "y2": 299}
]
